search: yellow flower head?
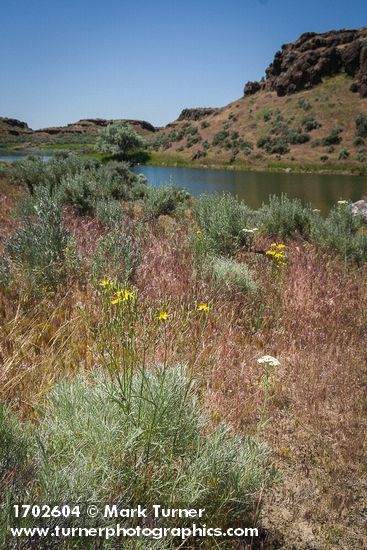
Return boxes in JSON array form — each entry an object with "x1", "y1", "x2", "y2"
[
  {"x1": 277, "y1": 244, "x2": 285, "y2": 249},
  {"x1": 99, "y1": 278, "x2": 114, "y2": 288},
  {"x1": 158, "y1": 311, "x2": 169, "y2": 321},
  {"x1": 266, "y1": 250, "x2": 276, "y2": 256},
  {"x1": 111, "y1": 296, "x2": 121, "y2": 305},
  {"x1": 271, "y1": 243, "x2": 277, "y2": 248},
  {"x1": 198, "y1": 303, "x2": 209, "y2": 312}
]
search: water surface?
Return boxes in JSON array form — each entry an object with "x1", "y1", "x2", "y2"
[{"x1": 134, "y1": 165, "x2": 367, "y2": 211}]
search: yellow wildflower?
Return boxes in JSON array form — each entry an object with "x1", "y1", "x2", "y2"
[
  {"x1": 270, "y1": 243, "x2": 277, "y2": 248},
  {"x1": 198, "y1": 303, "x2": 209, "y2": 312},
  {"x1": 277, "y1": 244, "x2": 285, "y2": 249},
  {"x1": 158, "y1": 311, "x2": 169, "y2": 321},
  {"x1": 266, "y1": 250, "x2": 276, "y2": 256},
  {"x1": 111, "y1": 296, "x2": 121, "y2": 305},
  {"x1": 99, "y1": 278, "x2": 114, "y2": 287}
]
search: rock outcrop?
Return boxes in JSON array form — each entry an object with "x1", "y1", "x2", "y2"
[
  {"x1": 0, "y1": 117, "x2": 156, "y2": 143},
  {"x1": 0, "y1": 117, "x2": 32, "y2": 138},
  {"x1": 177, "y1": 108, "x2": 219, "y2": 121},
  {"x1": 244, "y1": 28, "x2": 367, "y2": 98},
  {"x1": 35, "y1": 118, "x2": 156, "y2": 138}
]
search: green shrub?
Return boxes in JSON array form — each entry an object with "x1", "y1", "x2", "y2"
[
  {"x1": 287, "y1": 129, "x2": 310, "y2": 145},
  {"x1": 200, "y1": 120, "x2": 210, "y2": 129},
  {"x1": 92, "y1": 226, "x2": 141, "y2": 284},
  {"x1": 194, "y1": 193, "x2": 255, "y2": 256},
  {"x1": 95, "y1": 200, "x2": 124, "y2": 228},
  {"x1": 356, "y1": 150, "x2": 366, "y2": 162},
  {"x1": 311, "y1": 202, "x2": 367, "y2": 262},
  {"x1": 297, "y1": 97, "x2": 312, "y2": 111},
  {"x1": 59, "y1": 161, "x2": 147, "y2": 215},
  {"x1": 212, "y1": 130, "x2": 229, "y2": 147},
  {"x1": 144, "y1": 185, "x2": 190, "y2": 218},
  {"x1": 0, "y1": 403, "x2": 35, "y2": 549},
  {"x1": 259, "y1": 194, "x2": 313, "y2": 238},
  {"x1": 95, "y1": 122, "x2": 145, "y2": 159},
  {"x1": 36, "y1": 366, "x2": 271, "y2": 525},
  {"x1": 355, "y1": 114, "x2": 367, "y2": 138},
  {"x1": 4, "y1": 194, "x2": 76, "y2": 289},
  {"x1": 322, "y1": 128, "x2": 343, "y2": 146},
  {"x1": 302, "y1": 116, "x2": 321, "y2": 132},
  {"x1": 320, "y1": 154, "x2": 329, "y2": 161},
  {"x1": 353, "y1": 136, "x2": 365, "y2": 147},
  {"x1": 211, "y1": 257, "x2": 257, "y2": 294},
  {"x1": 338, "y1": 148, "x2": 350, "y2": 160},
  {"x1": 9, "y1": 156, "x2": 99, "y2": 195}
]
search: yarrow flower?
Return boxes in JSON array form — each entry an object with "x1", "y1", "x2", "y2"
[
  {"x1": 337, "y1": 200, "x2": 348, "y2": 205},
  {"x1": 197, "y1": 303, "x2": 209, "y2": 312},
  {"x1": 158, "y1": 311, "x2": 169, "y2": 321},
  {"x1": 242, "y1": 227, "x2": 259, "y2": 234},
  {"x1": 257, "y1": 355, "x2": 281, "y2": 367}
]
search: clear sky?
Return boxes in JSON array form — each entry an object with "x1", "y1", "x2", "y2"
[{"x1": 1, "y1": 0, "x2": 366, "y2": 129}]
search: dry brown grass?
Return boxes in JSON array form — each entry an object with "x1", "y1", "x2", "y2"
[{"x1": 0, "y1": 180, "x2": 366, "y2": 549}]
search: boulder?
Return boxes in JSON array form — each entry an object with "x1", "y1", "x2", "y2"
[{"x1": 351, "y1": 198, "x2": 367, "y2": 223}]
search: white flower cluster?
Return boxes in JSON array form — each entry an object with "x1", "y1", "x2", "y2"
[{"x1": 257, "y1": 355, "x2": 281, "y2": 367}]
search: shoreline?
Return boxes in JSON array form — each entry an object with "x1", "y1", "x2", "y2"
[{"x1": 1, "y1": 144, "x2": 367, "y2": 176}]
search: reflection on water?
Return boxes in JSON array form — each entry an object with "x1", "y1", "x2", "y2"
[{"x1": 134, "y1": 165, "x2": 367, "y2": 212}]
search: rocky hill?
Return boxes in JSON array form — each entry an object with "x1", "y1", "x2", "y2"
[
  {"x1": 0, "y1": 117, "x2": 156, "y2": 144},
  {"x1": 151, "y1": 28, "x2": 367, "y2": 172}
]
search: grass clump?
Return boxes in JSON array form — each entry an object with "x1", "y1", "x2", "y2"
[
  {"x1": 259, "y1": 194, "x2": 313, "y2": 238},
  {"x1": 194, "y1": 193, "x2": 254, "y2": 257},
  {"x1": 211, "y1": 257, "x2": 257, "y2": 294}
]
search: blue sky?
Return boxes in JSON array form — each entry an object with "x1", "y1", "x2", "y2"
[{"x1": 1, "y1": 0, "x2": 366, "y2": 128}]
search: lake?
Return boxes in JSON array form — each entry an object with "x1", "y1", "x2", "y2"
[{"x1": 134, "y1": 164, "x2": 367, "y2": 211}]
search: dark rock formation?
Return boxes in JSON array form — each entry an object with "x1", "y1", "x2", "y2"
[
  {"x1": 177, "y1": 108, "x2": 219, "y2": 121},
  {"x1": 0, "y1": 117, "x2": 29, "y2": 129},
  {"x1": 243, "y1": 28, "x2": 367, "y2": 98},
  {"x1": 243, "y1": 81, "x2": 262, "y2": 97}
]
